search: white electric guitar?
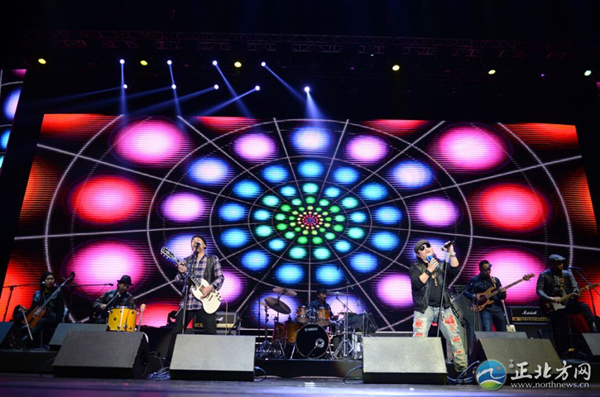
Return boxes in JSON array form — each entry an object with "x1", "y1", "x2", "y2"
[{"x1": 160, "y1": 247, "x2": 222, "y2": 314}]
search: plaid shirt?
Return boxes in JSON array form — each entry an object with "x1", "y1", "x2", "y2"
[{"x1": 175, "y1": 252, "x2": 224, "y2": 310}]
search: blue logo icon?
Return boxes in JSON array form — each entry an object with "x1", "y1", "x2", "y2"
[{"x1": 476, "y1": 359, "x2": 507, "y2": 391}]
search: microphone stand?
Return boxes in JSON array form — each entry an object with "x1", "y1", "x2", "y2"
[
  {"x1": 436, "y1": 250, "x2": 451, "y2": 339},
  {"x1": 2, "y1": 283, "x2": 41, "y2": 322}
]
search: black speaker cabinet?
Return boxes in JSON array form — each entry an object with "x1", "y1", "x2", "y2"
[
  {"x1": 362, "y1": 337, "x2": 447, "y2": 384},
  {"x1": 581, "y1": 333, "x2": 600, "y2": 361},
  {"x1": 0, "y1": 322, "x2": 16, "y2": 348},
  {"x1": 53, "y1": 331, "x2": 157, "y2": 379},
  {"x1": 170, "y1": 335, "x2": 256, "y2": 381},
  {"x1": 473, "y1": 338, "x2": 562, "y2": 379},
  {"x1": 49, "y1": 323, "x2": 107, "y2": 350}
]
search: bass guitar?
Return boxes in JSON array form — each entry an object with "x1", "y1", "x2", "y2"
[
  {"x1": 24, "y1": 272, "x2": 75, "y2": 328},
  {"x1": 160, "y1": 247, "x2": 222, "y2": 314},
  {"x1": 469, "y1": 273, "x2": 535, "y2": 312},
  {"x1": 540, "y1": 283, "x2": 599, "y2": 314}
]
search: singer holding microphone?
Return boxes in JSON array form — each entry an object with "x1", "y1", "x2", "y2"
[
  {"x1": 92, "y1": 275, "x2": 136, "y2": 323},
  {"x1": 409, "y1": 239, "x2": 468, "y2": 373}
]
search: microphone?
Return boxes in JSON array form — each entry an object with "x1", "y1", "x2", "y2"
[
  {"x1": 568, "y1": 266, "x2": 581, "y2": 270},
  {"x1": 442, "y1": 240, "x2": 455, "y2": 250},
  {"x1": 108, "y1": 283, "x2": 114, "y2": 286}
]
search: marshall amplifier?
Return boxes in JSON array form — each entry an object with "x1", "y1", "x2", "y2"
[
  {"x1": 510, "y1": 306, "x2": 549, "y2": 323},
  {"x1": 193, "y1": 311, "x2": 237, "y2": 334},
  {"x1": 510, "y1": 306, "x2": 552, "y2": 340}
]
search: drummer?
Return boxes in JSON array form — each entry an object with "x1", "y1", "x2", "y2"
[
  {"x1": 308, "y1": 288, "x2": 338, "y2": 323},
  {"x1": 92, "y1": 275, "x2": 136, "y2": 324}
]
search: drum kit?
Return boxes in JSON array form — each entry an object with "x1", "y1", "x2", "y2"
[{"x1": 256, "y1": 287, "x2": 376, "y2": 360}]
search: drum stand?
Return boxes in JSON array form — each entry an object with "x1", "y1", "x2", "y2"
[
  {"x1": 257, "y1": 300, "x2": 286, "y2": 359},
  {"x1": 333, "y1": 281, "x2": 355, "y2": 359}
]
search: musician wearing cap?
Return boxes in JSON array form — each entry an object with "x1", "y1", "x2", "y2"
[
  {"x1": 165, "y1": 235, "x2": 224, "y2": 363},
  {"x1": 464, "y1": 260, "x2": 507, "y2": 332},
  {"x1": 17, "y1": 272, "x2": 65, "y2": 347},
  {"x1": 308, "y1": 288, "x2": 337, "y2": 322},
  {"x1": 92, "y1": 275, "x2": 136, "y2": 323},
  {"x1": 537, "y1": 254, "x2": 598, "y2": 356},
  {"x1": 409, "y1": 239, "x2": 468, "y2": 373}
]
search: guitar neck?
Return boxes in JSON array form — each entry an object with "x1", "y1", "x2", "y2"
[{"x1": 488, "y1": 278, "x2": 524, "y2": 298}]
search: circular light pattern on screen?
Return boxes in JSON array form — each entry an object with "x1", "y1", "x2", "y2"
[
  {"x1": 233, "y1": 133, "x2": 277, "y2": 162},
  {"x1": 435, "y1": 125, "x2": 508, "y2": 172},
  {"x1": 161, "y1": 192, "x2": 206, "y2": 223},
  {"x1": 1, "y1": 129, "x2": 9, "y2": 150},
  {"x1": 3, "y1": 88, "x2": 21, "y2": 120},
  {"x1": 65, "y1": 240, "x2": 144, "y2": 297},
  {"x1": 477, "y1": 183, "x2": 550, "y2": 233},
  {"x1": 345, "y1": 135, "x2": 389, "y2": 164},
  {"x1": 68, "y1": 175, "x2": 146, "y2": 225},
  {"x1": 189, "y1": 158, "x2": 232, "y2": 185},
  {"x1": 415, "y1": 197, "x2": 459, "y2": 227},
  {"x1": 392, "y1": 160, "x2": 434, "y2": 188},
  {"x1": 113, "y1": 119, "x2": 188, "y2": 166},
  {"x1": 377, "y1": 273, "x2": 413, "y2": 309},
  {"x1": 291, "y1": 127, "x2": 331, "y2": 154}
]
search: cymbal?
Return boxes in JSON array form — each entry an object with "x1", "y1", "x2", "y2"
[
  {"x1": 264, "y1": 296, "x2": 291, "y2": 314},
  {"x1": 272, "y1": 287, "x2": 298, "y2": 297}
]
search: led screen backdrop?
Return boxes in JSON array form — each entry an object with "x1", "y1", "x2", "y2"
[
  {"x1": 4, "y1": 116, "x2": 599, "y2": 331},
  {"x1": 0, "y1": 69, "x2": 25, "y2": 172}
]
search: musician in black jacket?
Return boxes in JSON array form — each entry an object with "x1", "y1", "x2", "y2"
[
  {"x1": 92, "y1": 275, "x2": 136, "y2": 323},
  {"x1": 536, "y1": 254, "x2": 597, "y2": 356},
  {"x1": 464, "y1": 260, "x2": 507, "y2": 332},
  {"x1": 23, "y1": 272, "x2": 65, "y2": 346}
]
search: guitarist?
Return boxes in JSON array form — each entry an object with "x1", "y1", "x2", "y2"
[
  {"x1": 92, "y1": 275, "x2": 136, "y2": 323},
  {"x1": 464, "y1": 260, "x2": 507, "y2": 332},
  {"x1": 165, "y1": 235, "x2": 224, "y2": 364},
  {"x1": 536, "y1": 254, "x2": 598, "y2": 356},
  {"x1": 23, "y1": 272, "x2": 65, "y2": 346}
]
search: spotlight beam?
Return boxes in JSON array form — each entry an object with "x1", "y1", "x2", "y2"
[
  {"x1": 129, "y1": 86, "x2": 215, "y2": 117},
  {"x1": 119, "y1": 60, "x2": 128, "y2": 115},
  {"x1": 197, "y1": 88, "x2": 256, "y2": 115},
  {"x1": 213, "y1": 63, "x2": 252, "y2": 117},
  {"x1": 263, "y1": 65, "x2": 305, "y2": 103}
]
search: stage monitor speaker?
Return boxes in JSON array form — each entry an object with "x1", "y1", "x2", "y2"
[
  {"x1": 474, "y1": 331, "x2": 528, "y2": 340},
  {"x1": 362, "y1": 337, "x2": 447, "y2": 384},
  {"x1": 473, "y1": 338, "x2": 562, "y2": 379},
  {"x1": 49, "y1": 323, "x2": 107, "y2": 350},
  {"x1": 53, "y1": 331, "x2": 156, "y2": 379},
  {"x1": 581, "y1": 334, "x2": 600, "y2": 361},
  {"x1": 170, "y1": 335, "x2": 256, "y2": 381},
  {"x1": 0, "y1": 322, "x2": 15, "y2": 348},
  {"x1": 513, "y1": 322, "x2": 552, "y2": 340}
]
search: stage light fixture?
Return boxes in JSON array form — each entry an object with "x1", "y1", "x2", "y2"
[
  {"x1": 255, "y1": 85, "x2": 261, "y2": 91},
  {"x1": 540, "y1": 73, "x2": 546, "y2": 77},
  {"x1": 212, "y1": 60, "x2": 218, "y2": 66},
  {"x1": 261, "y1": 62, "x2": 266, "y2": 67},
  {"x1": 123, "y1": 84, "x2": 128, "y2": 89},
  {"x1": 488, "y1": 69, "x2": 496, "y2": 75},
  {"x1": 120, "y1": 59, "x2": 125, "y2": 65},
  {"x1": 584, "y1": 70, "x2": 592, "y2": 77},
  {"x1": 304, "y1": 86, "x2": 310, "y2": 93},
  {"x1": 171, "y1": 84, "x2": 177, "y2": 90},
  {"x1": 234, "y1": 61, "x2": 242, "y2": 68},
  {"x1": 167, "y1": 60, "x2": 173, "y2": 65},
  {"x1": 38, "y1": 58, "x2": 47, "y2": 65},
  {"x1": 392, "y1": 64, "x2": 400, "y2": 72},
  {"x1": 214, "y1": 84, "x2": 220, "y2": 90},
  {"x1": 140, "y1": 60, "x2": 148, "y2": 66}
]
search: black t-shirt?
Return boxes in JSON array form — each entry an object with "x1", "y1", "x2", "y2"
[{"x1": 427, "y1": 275, "x2": 443, "y2": 307}]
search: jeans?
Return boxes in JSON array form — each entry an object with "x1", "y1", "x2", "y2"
[
  {"x1": 413, "y1": 306, "x2": 468, "y2": 372},
  {"x1": 480, "y1": 307, "x2": 507, "y2": 332}
]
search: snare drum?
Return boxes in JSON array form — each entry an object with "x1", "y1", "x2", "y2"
[
  {"x1": 296, "y1": 306, "x2": 308, "y2": 324},
  {"x1": 316, "y1": 306, "x2": 330, "y2": 326},
  {"x1": 107, "y1": 306, "x2": 137, "y2": 332}
]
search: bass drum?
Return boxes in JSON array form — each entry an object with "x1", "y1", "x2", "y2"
[{"x1": 295, "y1": 324, "x2": 329, "y2": 358}]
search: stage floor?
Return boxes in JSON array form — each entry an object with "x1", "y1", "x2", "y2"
[{"x1": 0, "y1": 373, "x2": 598, "y2": 397}]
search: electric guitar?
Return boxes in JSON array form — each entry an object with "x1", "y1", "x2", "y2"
[
  {"x1": 469, "y1": 273, "x2": 535, "y2": 312},
  {"x1": 160, "y1": 247, "x2": 222, "y2": 314},
  {"x1": 540, "y1": 283, "x2": 599, "y2": 314}
]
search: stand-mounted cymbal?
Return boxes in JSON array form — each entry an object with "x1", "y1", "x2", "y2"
[
  {"x1": 272, "y1": 287, "x2": 298, "y2": 297},
  {"x1": 264, "y1": 296, "x2": 291, "y2": 314}
]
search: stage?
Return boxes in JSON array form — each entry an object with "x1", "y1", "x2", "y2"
[{"x1": 0, "y1": 373, "x2": 598, "y2": 397}]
